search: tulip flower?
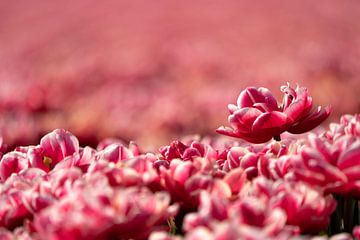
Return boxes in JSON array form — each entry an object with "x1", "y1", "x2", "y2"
[
  {"x1": 217, "y1": 83, "x2": 331, "y2": 143},
  {"x1": 159, "y1": 140, "x2": 217, "y2": 162},
  {"x1": 292, "y1": 134, "x2": 360, "y2": 198},
  {"x1": 0, "y1": 152, "x2": 29, "y2": 181},
  {"x1": 29, "y1": 129, "x2": 80, "y2": 171},
  {"x1": 324, "y1": 114, "x2": 360, "y2": 141}
]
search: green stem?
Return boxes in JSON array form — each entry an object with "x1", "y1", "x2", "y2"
[
  {"x1": 167, "y1": 217, "x2": 177, "y2": 235},
  {"x1": 343, "y1": 197, "x2": 356, "y2": 233},
  {"x1": 330, "y1": 195, "x2": 357, "y2": 235},
  {"x1": 329, "y1": 197, "x2": 342, "y2": 235},
  {"x1": 273, "y1": 135, "x2": 281, "y2": 141}
]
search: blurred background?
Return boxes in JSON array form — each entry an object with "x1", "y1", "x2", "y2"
[{"x1": 0, "y1": 0, "x2": 359, "y2": 150}]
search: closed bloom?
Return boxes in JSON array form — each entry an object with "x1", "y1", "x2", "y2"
[{"x1": 217, "y1": 83, "x2": 331, "y2": 143}]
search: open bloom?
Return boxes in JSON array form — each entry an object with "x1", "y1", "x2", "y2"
[
  {"x1": 292, "y1": 134, "x2": 360, "y2": 197},
  {"x1": 217, "y1": 83, "x2": 331, "y2": 143}
]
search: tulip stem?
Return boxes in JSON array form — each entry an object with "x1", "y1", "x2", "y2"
[
  {"x1": 167, "y1": 217, "x2": 177, "y2": 235},
  {"x1": 343, "y1": 197, "x2": 356, "y2": 233},
  {"x1": 273, "y1": 135, "x2": 281, "y2": 141}
]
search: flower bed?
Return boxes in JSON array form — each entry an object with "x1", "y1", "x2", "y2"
[{"x1": 0, "y1": 84, "x2": 359, "y2": 239}]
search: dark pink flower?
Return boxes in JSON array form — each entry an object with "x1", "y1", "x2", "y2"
[
  {"x1": 159, "y1": 140, "x2": 217, "y2": 162},
  {"x1": 292, "y1": 134, "x2": 360, "y2": 197},
  {"x1": 258, "y1": 154, "x2": 295, "y2": 180},
  {"x1": 217, "y1": 146, "x2": 260, "y2": 180},
  {"x1": 217, "y1": 84, "x2": 331, "y2": 143},
  {"x1": 271, "y1": 181, "x2": 336, "y2": 233},
  {"x1": 159, "y1": 159, "x2": 231, "y2": 210},
  {"x1": 244, "y1": 177, "x2": 336, "y2": 233}
]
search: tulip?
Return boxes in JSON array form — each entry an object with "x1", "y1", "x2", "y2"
[
  {"x1": 0, "y1": 152, "x2": 29, "y2": 181},
  {"x1": 217, "y1": 84, "x2": 331, "y2": 143},
  {"x1": 28, "y1": 129, "x2": 80, "y2": 171},
  {"x1": 159, "y1": 140, "x2": 217, "y2": 162},
  {"x1": 292, "y1": 134, "x2": 360, "y2": 197}
]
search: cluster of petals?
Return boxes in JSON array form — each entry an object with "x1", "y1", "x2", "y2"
[{"x1": 217, "y1": 83, "x2": 331, "y2": 143}]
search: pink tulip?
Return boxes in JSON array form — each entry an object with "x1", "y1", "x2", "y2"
[
  {"x1": 0, "y1": 172, "x2": 43, "y2": 229},
  {"x1": 159, "y1": 140, "x2": 217, "y2": 162},
  {"x1": 324, "y1": 114, "x2": 360, "y2": 141},
  {"x1": 160, "y1": 159, "x2": 231, "y2": 210},
  {"x1": 0, "y1": 151, "x2": 29, "y2": 181},
  {"x1": 258, "y1": 154, "x2": 295, "y2": 180},
  {"x1": 52, "y1": 146, "x2": 97, "y2": 172},
  {"x1": 96, "y1": 143, "x2": 137, "y2": 163},
  {"x1": 271, "y1": 181, "x2": 336, "y2": 233},
  {"x1": 245, "y1": 177, "x2": 336, "y2": 233},
  {"x1": 292, "y1": 134, "x2": 360, "y2": 197},
  {"x1": 217, "y1": 146, "x2": 260, "y2": 180},
  {"x1": 217, "y1": 84, "x2": 331, "y2": 143},
  {"x1": 183, "y1": 189, "x2": 297, "y2": 240},
  {"x1": 28, "y1": 129, "x2": 80, "y2": 171},
  {"x1": 39, "y1": 129, "x2": 80, "y2": 164},
  {"x1": 183, "y1": 192, "x2": 229, "y2": 232}
]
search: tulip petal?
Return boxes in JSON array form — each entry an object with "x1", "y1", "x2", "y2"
[
  {"x1": 288, "y1": 106, "x2": 331, "y2": 134},
  {"x1": 283, "y1": 87, "x2": 309, "y2": 122},
  {"x1": 337, "y1": 141, "x2": 360, "y2": 170},
  {"x1": 252, "y1": 112, "x2": 288, "y2": 133},
  {"x1": 237, "y1": 87, "x2": 278, "y2": 111}
]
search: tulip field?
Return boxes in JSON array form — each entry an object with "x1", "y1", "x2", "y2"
[
  {"x1": 1, "y1": 1, "x2": 360, "y2": 239},
  {"x1": 0, "y1": 82, "x2": 359, "y2": 239}
]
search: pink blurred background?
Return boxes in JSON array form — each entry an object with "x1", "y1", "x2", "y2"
[{"x1": 0, "y1": 0, "x2": 359, "y2": 149}]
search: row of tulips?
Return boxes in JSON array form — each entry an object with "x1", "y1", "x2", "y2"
[{"x1": 0, "y1": 85, "x2": 359, "y2": 239}]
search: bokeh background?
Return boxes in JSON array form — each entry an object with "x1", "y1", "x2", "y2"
[{"x1": 0, "y1": 0, "x2": 359, "y2": 150}]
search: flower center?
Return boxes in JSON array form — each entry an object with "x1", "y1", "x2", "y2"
[{"x1": 43, "y1": 156, "x2": 52, "y2": 169}]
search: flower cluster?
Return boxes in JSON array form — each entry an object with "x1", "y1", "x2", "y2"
[{"x1": 0, "y1": 84, "x2": 359, "y2": 239}]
